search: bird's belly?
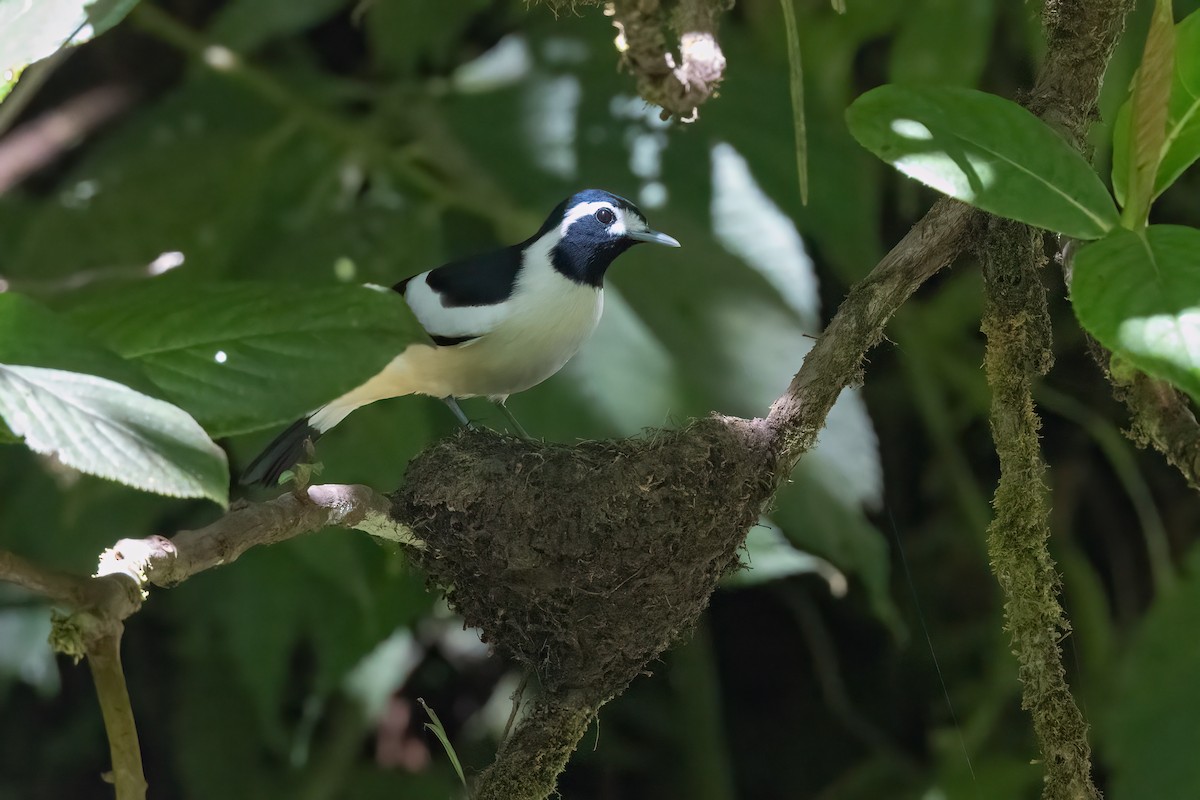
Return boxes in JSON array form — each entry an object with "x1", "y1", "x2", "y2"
[{"x1": 404, "y1": 289, "x2": 602, "y2": 399}]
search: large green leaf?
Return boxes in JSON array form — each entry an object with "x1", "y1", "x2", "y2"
[
  {"x1": 1103, "y1": 543, "x2": 1200, "y2": 800},
  {"x1": 0, "y1": 294, "x2": 227, "y2": 503},
  {"x1": 67, "y1": 279, "x2": 426, "y2": 437},
  {"x1": 847, "y1": 85, "x2": 1119, "y2": 239},
  {"x1": 1112, "y1": 9, "x2": 1200, "y2": 205},
  {"x1": 1072, "y1": 225, "x2": 1200, "y2": 401},
  {"x1": 0, "y1": 365, "x2": 228, "y2": 506},
  {"x1": 0, "y1": 0, "x2": 139, "y2": 101},
  {"x1": 0, "y1": 292, "x2": 154, "y2": 393}
]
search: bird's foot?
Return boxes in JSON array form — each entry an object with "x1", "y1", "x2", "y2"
[{"x1": 441, "y1": 396, "x2": 476, "y2": 430}]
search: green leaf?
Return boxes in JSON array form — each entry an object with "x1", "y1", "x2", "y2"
[
  {"x1": 847, "y1": 85, "x2": 1119, "y2": 239},
  {"x1": 67, "y1": 279, "x2": 426, "y2": 437},
  {"x1": 0, "y1": 293, "x2": 155, "y2": 393},
  {"x1": 207, "y1": 0, "x2": 347, "y2": 53},
  {"x1": 1112, "y1": 9, "x2": 1200, "y2": 206},
  {"x1": 1, "y1": 76, "x2": 287, "y2": 284},
  {"x1": 1103, "y1": 543, "x2": 1200, "y2": 800},
  {"x1": 0, "y1": 292, "x2": 226, "y2": 505},
  {"x1": 0, "y1": 0, "x2": 139, "y2": 99},
  {"x1": 722, "y1": 520, "x2": 845, "y2": 591},
  {"x1": 1072, "y1": 225, "x2": 1200, "y2": 401},
  {"x1": 888, "y1": 0, "x2": 995, "y2": 88},
  {"x1": 0, "y1": 365, "x2": 228, "y2": 506},
  {"x1": 418, "y1": 698, "x2": 467, "y2": 787},
  {"x1": 1119, "y1": 0, "x2": 1176, "y2": 228}
]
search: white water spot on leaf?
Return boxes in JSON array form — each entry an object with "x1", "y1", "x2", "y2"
[
  {"x1": 628, "y1": 130, "x2": 667, "y2": 178},
  {"x1": 523, "y1": 74, "x2": 580, "y2": 178},
  {"x1": 1119, "y1": 310, "x2": 1200, "y2": 372},
  {"x1": 639, "y1": 181, "x2": 667, "y2": 209},
  {"x1": 711, "y1": 141, "x2": 820, "y2": 327},
  {"x1": 541, "y1": 36, "x2": 589, "y2": 65},
  {"x1": 709, "y1": 142, "x2": 883, "y2": 508},
  {"x1": 149, "y1": 250, "x2": 185, "y2": 274},
  {"x1": 891, "y1": 118, "x2": 934, "y2": 140},
  {"x1": 569, "y1": 286, "x2": 681, "y2": 434},
  {"x1": 343, "y1": 629, "x2": 421, "y2": 721},
  {"x1": 60, "y1": 179, "x2": 99, "y2": 209},
  {"x1": 453, "y1": 34, "x2": 532, "y2": 93},
  {"x1": 895, "y1": 150, "x2": 996, "y2": 204},
  {"x1": 723, "y1": 518, "x2": 848, "y2": 595},
  {"x1": 214, "y1": 350, "x2": 227, "y2": 364}
]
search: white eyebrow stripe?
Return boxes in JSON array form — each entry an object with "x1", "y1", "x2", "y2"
[{"x1": 559, "y1": 201, "x2": 646, "y2": 238}]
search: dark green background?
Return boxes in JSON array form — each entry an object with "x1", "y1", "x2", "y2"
[{"x1": 2, "y1": 1, "x2": 1200, "y2": 797}]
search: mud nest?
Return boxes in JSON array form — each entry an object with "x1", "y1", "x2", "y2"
[{"x1": 394, "y1": 416, "x2": 775, "y2": 703}]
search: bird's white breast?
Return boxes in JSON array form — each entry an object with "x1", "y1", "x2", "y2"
[{"x1": 398, "y1": 231, "x2": 604, "y2": 400}]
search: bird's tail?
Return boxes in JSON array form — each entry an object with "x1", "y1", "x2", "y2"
[
  {"x1": 239, "y1": 348, "x2": 431, "y2": 487},
  {"x1": 239, "y1": 416, "x2": 324, "y2": 487}
]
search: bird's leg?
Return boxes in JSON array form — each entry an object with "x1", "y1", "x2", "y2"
[
  {"x1": 494, "y1": 399, "x2": 532, "y2": 439},
  {"x1": 441, "y1": 396, "x2": 474, "y2": 429}
]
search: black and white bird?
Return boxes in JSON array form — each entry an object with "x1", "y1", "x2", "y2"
[{"x1": 241, "y1": 189, "x2": 680, "y2": 486}]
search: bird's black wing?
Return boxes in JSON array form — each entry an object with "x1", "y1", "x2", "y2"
[{"x1": 393, "y1": 246, "x2": 524, "y2": 345}]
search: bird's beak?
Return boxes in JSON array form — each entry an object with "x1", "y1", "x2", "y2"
[{"x1": 625, "y1": 228, "x2": 681, "y2": 247}]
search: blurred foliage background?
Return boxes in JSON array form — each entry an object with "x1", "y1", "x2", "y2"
[{"x1": 2, "y1": 0, "x2": 1200, "y2": 797}]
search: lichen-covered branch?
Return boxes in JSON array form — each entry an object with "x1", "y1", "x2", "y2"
[
  {"x1": 765, "y1": 198, "x2": 978, "y2": 473},
  {"x1": 473, "y1": 691, "x2": 596, "y2": 800},
  {"x1": 1030, "y1": 0, "x2": 1138, "y2": 148},
  {"x1": 980, "y1": 219, "x2": 1099, "y2": 800},
  {"x1": 0, "y1": 484, "x2": 413, "y2": 799},
  {"x1": 1105, "y1": 364, "x2": 1200, "y2": 490},
  {"x1": 93, "y1": 484, "x2": 418, "y2": 598},
  {"x1": 1065, "y1": 243, "x2": 1200, "y2": 490},
  {"x1": 610, "y1": 0, "x2": 730, "y2": 121}
]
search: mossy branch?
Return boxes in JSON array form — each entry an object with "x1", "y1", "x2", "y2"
[
  {"x1": 980, "y1": 220, "x2": 1099, "y2": 799},
  {"x1": 0, "y1": 1, "x2": 1139, "y2": 798}
]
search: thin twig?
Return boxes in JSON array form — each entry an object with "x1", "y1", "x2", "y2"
[
  {"x1": 765, "y1": 198, "x2": 979, "y2": 472},
  {"x1": 501, "y1": 671, "x2": 532, "y2": 744},
  {"x1": 87, "y1": 629, "x2": 147, "y2": 800},
  {"x1": 1098, "y1": 354, "x2": 1200, "y2": 491},
  {"x1": 0, "y1": 549, "x2": 93, "y2": 607},
  {"x1": 0, "y1": 485, "x2": 419, "y2": 624}
]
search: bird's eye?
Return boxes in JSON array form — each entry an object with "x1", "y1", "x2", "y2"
[{"x1": 595, "y1": 207, "x2": 616, "y2": 225}]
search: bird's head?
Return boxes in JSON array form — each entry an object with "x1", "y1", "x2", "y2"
[{"x1": 536, "y1": 189, "x2": 680, "y2": 287}]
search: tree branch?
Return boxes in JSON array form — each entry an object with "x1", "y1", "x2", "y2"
[
  {"x1": 0, "y1": 548, "x2": 94, "y2": 607},
  {"x1": 88, "y1": 629, "x2": 147, "y2": 800},
  {"x1": 1, "y1": 3, "x2": 1138, "y2": 799},
  {"x1": 980, "y1": 219, "x2": 1099, "y2": 800},
  {"x1": 93, "y1": 484, "x2": 419, "y2": 598},
  {"x1": 1065, "y1": 241, "x2": 1200, "y2": 490},
  {"x1": 765, "y1": 198, "x2": 978, "y2": 473},
  {"x1": 0, "y1": 484, "x2": 415, "y2": 799}
]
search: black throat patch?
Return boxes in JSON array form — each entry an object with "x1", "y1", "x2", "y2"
[{"x1": 550, "y1": 233, "x2": 635, "y2": 288}]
